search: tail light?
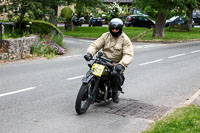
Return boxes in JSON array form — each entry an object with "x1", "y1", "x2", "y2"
[{"x1": 129, "y1": 17, "x2": 132, "y2": 22}]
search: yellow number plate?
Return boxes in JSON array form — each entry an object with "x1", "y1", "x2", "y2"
[{"x1": 91, "y1": 63, "x2": 105, "y2": 77}]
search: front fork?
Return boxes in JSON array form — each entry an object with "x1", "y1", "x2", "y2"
[
  {"x1": 91, "y1": 77, "x2": 101, "y2": 100},
  {"x1": 86, "y1": 76, "x2": 101, "y2": 102}
]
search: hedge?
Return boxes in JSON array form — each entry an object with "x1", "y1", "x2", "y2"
[{"x1": 31, "y1": 20, "x2": 64, "y2": 39}]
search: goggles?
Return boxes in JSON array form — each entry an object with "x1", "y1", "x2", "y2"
[{"x1": 111, "y1": 26, "x2": 120, "y2": 30}]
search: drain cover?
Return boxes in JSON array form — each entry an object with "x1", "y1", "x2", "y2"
[{"x1": 105, "y1": 99, "x2": 171, "y2": 120}]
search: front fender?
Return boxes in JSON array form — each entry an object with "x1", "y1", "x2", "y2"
[{"x1": 81, "y1": 73, "x2": 95, "y2": 83}]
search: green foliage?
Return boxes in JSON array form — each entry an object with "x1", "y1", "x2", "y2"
[
  {"x1": 52, "y1": 33, "x2": 65, "y2": 48},
  {"x1": 56, "y1": 16, "x2": 66, "y2": 23},
  {"x1": 106, "y1": 14, "x2": 112, "y2": 23},
  {"x1": 31, "y1": 42, "x2": 56, "y2": 59},
  {"x1": 6, "y1": 0, "x2": 72, "y2": 28},
  {"x1": 31, "y1": 20, "x2": 64, "y2": 48},
  {"x1": 135, "y1": 0, "x2": 200, "y2": 20},
  {"x1": 108, "y1": 2, "x2": 122, "y2": 18},
  {"x1": 2, "y1": 25, "x2": 31, "y2": 39},
  {"x1": 120, "y1": 4, "x2": 131, "y2": 16},
  {"x1": 31, "y1": 20, "x2": 63, "y2": 42},
  {"x1": 134, "y1": 0, "x2": 200, "y2": 37},
  {"x1": 61, "y1": 6, "x2": 73, "y2": 22},
  {"x1": 31, "y1": 34, "x2": 65, "y2": 58},
  {"x1": 99, "y1": 3, "x2": 130, "y2": 22},
  {"x1": 140, "y1": 28, "x2": 200, "y2": 41},
  {"x1": 30, "y1": 2, "x2": 55, "y2": 20},
  {"x1": 134, "y1": 0, "x2": 167, "y2": 20},
  {"x1": 144, "y1": 105, "x2": 200, "y2": 133},
  {"x1": 64, "y1": 27, "x2": 148, "y2": 40},
  {"x1": 75, "y1": 0, "x2": 103, "y2": 17},
  {"x1": 7, "y1": 0, "x2": 33, "y2": 28}
]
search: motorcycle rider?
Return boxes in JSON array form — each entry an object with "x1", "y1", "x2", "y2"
[{"x1": 84, "y1": 18, "x2": 134, "y2": 103}]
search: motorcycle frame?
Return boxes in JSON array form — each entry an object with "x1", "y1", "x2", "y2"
[{"x1": 81, "y1": 62, "x2": 113, "y2": 102}]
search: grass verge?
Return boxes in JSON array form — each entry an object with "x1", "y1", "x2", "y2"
[
  {"x1": 143, "y1": 105, "x2": 200, "y2": 133},
  {"x1": 140, "y1": 28, "x2": 200, "y2": 42},
  {"x1": 63, "y1": 27, "x2": 148, "y2": 40}
]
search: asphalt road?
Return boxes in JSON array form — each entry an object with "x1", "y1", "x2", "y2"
[{"x1": 0, "y1": 37, "x2": 200, "y2": 133}]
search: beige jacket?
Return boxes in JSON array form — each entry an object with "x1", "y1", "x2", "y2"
[{"x1": 87, "y1": 32, "x2": 134, "y2": 67}]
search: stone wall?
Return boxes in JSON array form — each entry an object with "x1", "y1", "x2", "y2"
[{"x1": 0, "y1": 36, "x2": 38, "y2": 60}]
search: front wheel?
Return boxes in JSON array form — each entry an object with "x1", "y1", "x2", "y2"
[{"x1": 75, "y1": 83, "x2": 93, "y2": 114}]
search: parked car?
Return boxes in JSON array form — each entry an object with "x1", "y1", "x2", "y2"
[
  {"x1": 165, "y1": 16, "x2": 194, "y2": 27},
  {"x1": 124, "y1": 15, "x2": 155, "y2": 28},
  {"x1": 193, "y1": 12, "x2": 200, "y2": 25}
]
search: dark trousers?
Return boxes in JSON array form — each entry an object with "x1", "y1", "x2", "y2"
[{"x1": 110, "y1": 70, "x2": 125, "y2": 93}]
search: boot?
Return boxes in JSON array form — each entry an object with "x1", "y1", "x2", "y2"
[{"x1": 112, "y1": 92, "x2": 119, "y2": 103}]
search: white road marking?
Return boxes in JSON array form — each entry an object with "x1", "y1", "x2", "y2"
[
  {"x1": 59, "y1": 55, "x2": 82, "y2": 59},
  {"x1": 190, "y1": 50, "x2": 200, "y2": 54},
  {"x1": 62, "y1": 48, "x2": 200, "y2": 80},
  {"x1": 168, "y1": 53, "x2": 186, "y2": 59},
  {"x1": 66, "y1": 75, "x2": 85, "y2": 80},
  {"x1": 139, "y1": 59, "x2": 163, "y2": 66},
  {"x1": 0, "y1": 87, "x2": 37, "y2": 97},
  {"x1": 138, "y1": 49, "x2": 199, "y2": 66}
]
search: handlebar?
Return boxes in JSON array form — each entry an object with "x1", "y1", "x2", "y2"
[
  {"x1": 96, "y1": 52, "x2": 113, "y2": 69},
  {"x1": 87, "y1": 52, "x2": 114, "y2": 69}
]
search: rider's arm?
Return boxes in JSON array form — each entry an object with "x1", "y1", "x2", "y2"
[
  {"x1": 86, "y1": 33, "x2": 106, "y2": 56},
  {"x1": 119, "y1": 35, "x2": 134, "y2": 68}
]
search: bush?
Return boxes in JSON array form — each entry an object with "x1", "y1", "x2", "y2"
[
  {"x1": 57, "y1": 16, "x2": 65, "y2": 23},
  {"x1": 31, "y1": 20, "x2": 64, "y2": 47},
  {"x1": 31, "y1": 34, "x2": 65, "y2": 59},
  {"x1": 31, "y1": 20, "x2": 63, "y2": 36},
  {"x1": 60, "y1": 6, "x2": 73, "y2": 23},
  {"x1": 106, "y1": 14, "x2": 112, "y2": 23},
  {"x1": 108, "y1": 2, "x2": 122, "y2": 18}
]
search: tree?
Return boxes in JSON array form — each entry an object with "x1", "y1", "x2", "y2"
[
  {"x1": 34, "y1": 0, "x2": 73, "y2": 16},
  {"x1": 74, "y1": 0, "x2": 103, "y2": 17},
  {"x1": 180, "y1": 0, "x2": 200, "y2": 30},
  {"x1": 135, "y1": 0, "x2": 188, "y2": 37},
  {"x1": 7, "y1": 0, "x2": 33, "y2": 29},
  {"x1": 60, "y1": 6, "x2": 73, "y2": 30},
  {"x1": 108, "y1": 2, "x2": 122, "y2": 18},
  {"x1": 6, "y1": 0, "x2": 73, "y2": 28}
]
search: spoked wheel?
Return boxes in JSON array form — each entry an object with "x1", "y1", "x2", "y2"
[{"x1": 75, "y1": 82, "x2": 94, "y2": 115}]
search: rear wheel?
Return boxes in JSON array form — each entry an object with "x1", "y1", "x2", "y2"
[{"x1": 75, "y1": 81, "x2": 94, "y2": 114}]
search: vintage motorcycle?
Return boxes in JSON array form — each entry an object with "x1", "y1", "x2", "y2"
[
  {"x1": 75, "y1": 52, "x2": 120, "y2": 115},
  {"x1": 89, "y1": 15, "x2": 103, "y2": 27},
  {"x1": 72, "y1": 13, "x2": 85, "y2": 26}
]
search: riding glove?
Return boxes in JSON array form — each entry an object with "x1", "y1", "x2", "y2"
[
  {"x1": 84, "y1": 53, "x2": 92, "y2": 61},
  {"x1": 115, "y1": 64, "x2": 125, "y2": 73}
]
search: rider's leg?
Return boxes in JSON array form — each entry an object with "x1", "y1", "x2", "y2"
[{"x1": 110, "y1": 70, "x2": 124, "y2": 103}]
